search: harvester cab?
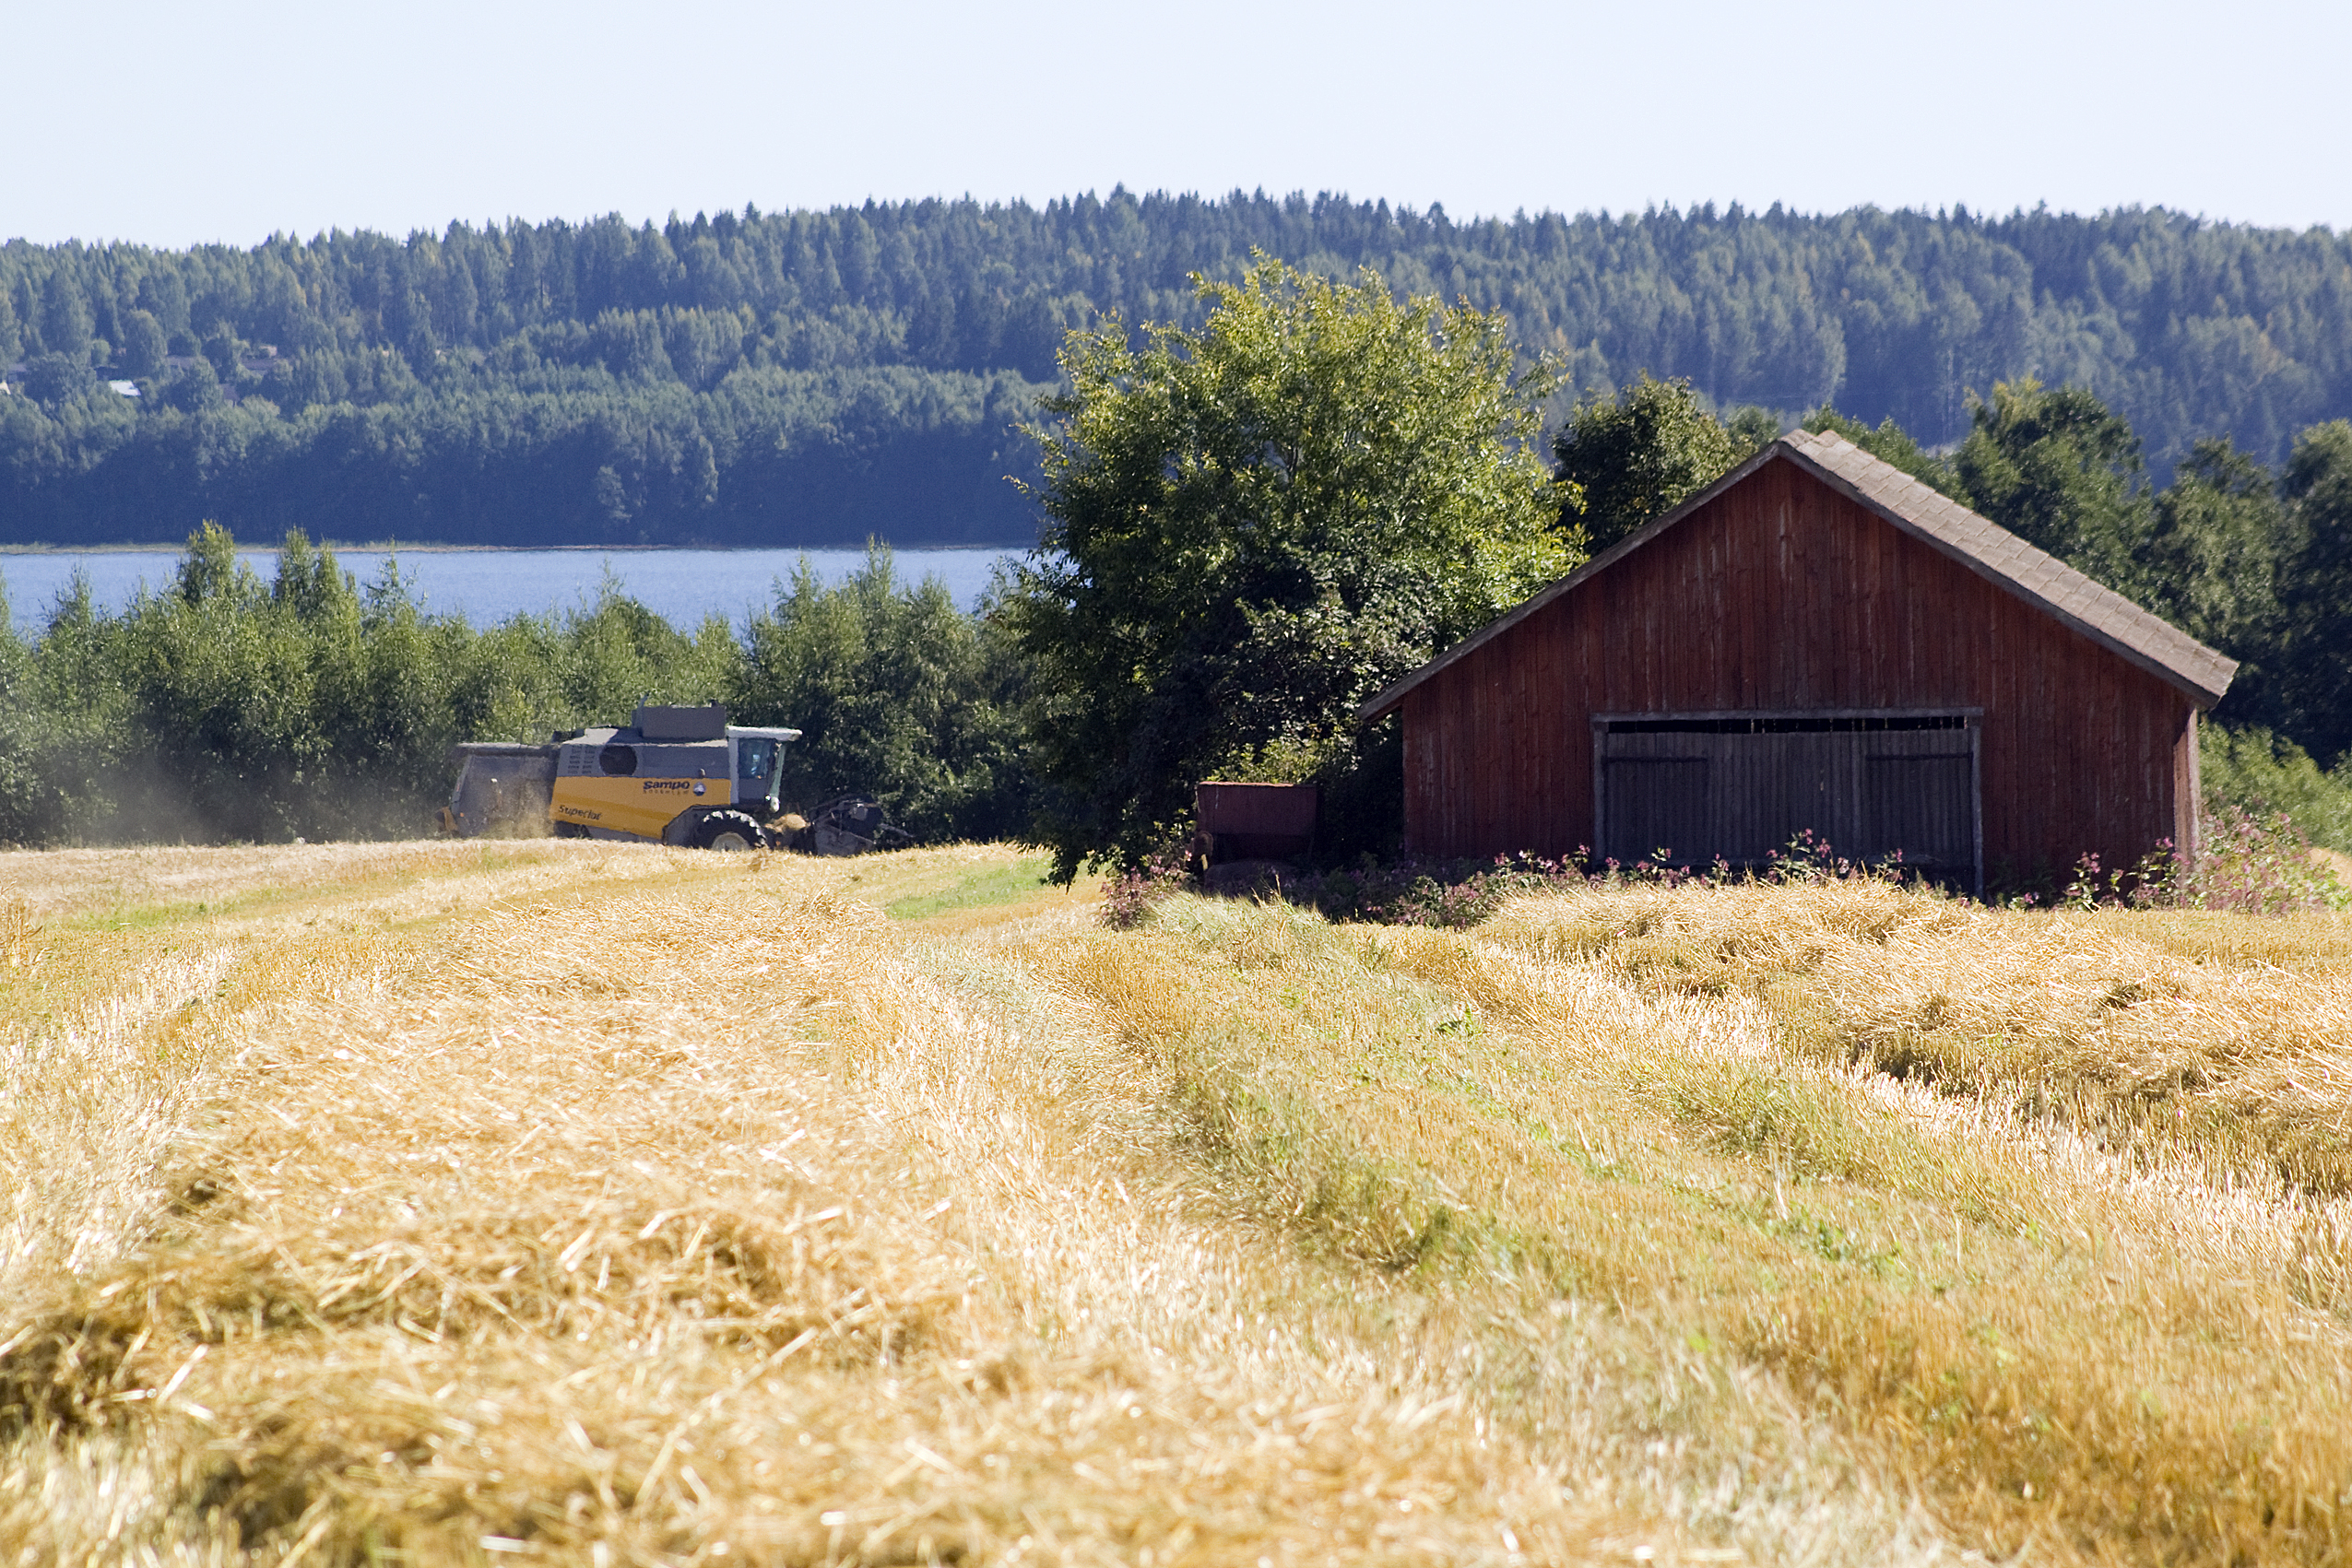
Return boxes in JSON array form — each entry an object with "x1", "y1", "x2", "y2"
[{"x1": 443, "y1": 702, "x2": 804, "y2": 851}]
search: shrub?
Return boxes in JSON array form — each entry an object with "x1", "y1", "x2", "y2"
[
  {"x1": 2106, "y1": 806, "x2": 2351, "y2": 914},
  {"x1": 2201, "y1": 724, "x2": 2352, "y2": 853},
  {"x1": 1099, "y1": 843, "x2": 1197, "y2": 929}
]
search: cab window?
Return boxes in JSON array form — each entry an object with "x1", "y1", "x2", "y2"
[{"x1": 736, "y1": 738, "x2": 777, "y2": 783}]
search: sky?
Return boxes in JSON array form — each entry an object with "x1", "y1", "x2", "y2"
[{"x1": 6, "y1": 0, "x2": 2345, "y2": 248}]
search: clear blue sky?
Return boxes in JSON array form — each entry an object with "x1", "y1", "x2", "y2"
[{"x1": 8, "y1": 0, "x2": 2344, "y2": 247}]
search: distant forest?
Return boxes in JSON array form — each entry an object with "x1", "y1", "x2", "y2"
[{"x1": 4, "y1": 194, "x2": 2351, "y2": 546}]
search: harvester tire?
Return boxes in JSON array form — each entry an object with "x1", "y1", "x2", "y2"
[{"x1": 696, "y1": 810, "x2": 762, "y2": 853}]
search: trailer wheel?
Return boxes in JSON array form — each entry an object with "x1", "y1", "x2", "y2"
[{"x1": 696, "y1": 810, "x2": 762, "y2": 853}]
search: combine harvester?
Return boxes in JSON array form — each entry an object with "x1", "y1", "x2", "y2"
[{"x1": 443, "y1": 702, "x2": 900, "y2": 854}]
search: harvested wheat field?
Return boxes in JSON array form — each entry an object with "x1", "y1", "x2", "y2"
[{"x1": 4, "y1": 842, "x2": 2350, "y2": 1566}]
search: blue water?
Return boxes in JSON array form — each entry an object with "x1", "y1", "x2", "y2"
[{"x1": 0, "y1": 547, "x2": 1025, "y2": 634}]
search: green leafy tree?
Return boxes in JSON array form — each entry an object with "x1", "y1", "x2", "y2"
[
  {"x1": 1006, "y1": 254, "x2": 1576, "y2": 877},
  {"x1": 538, "y1": 567, "x2": 739, "y2": 727},
  {"x1": 732, "y1": 546, "x2": 1027, "y2": 842},
  {"x1": 2141, "y1": 439, "x2": 2296, "y2": 711},
  {"x1": 1952, "y1": 378, "x2": 2154, "y2": 595},
  {"x1": 36, "y1": 271, "x2": 92, "y2": 361},
  {"x1": 21, "y1": 352, "x2": 94, "y2": 407},
  {"x1": 2279, "y1": 420, "x2": 2352, "y2": 762},
  {"x1": 0, "y1": 583, "x2": 53, "y2": 845},
  {"x1": 112, "y1": 523, "x2": 318, "y2": 839},
  {"x1": 1553, "y1": 374, "x2": 1741, "y2": 552},
  {"x1": 201, "y1": 324, "x2": 246, "y2": 383},
  {"x1": 13, "y1": 572, "x2": 133, "y2": 843},
  {"x1": 116, "y1": 309, "x2": 168, "y2": 377},
  {"x1": 161, "y1": 359, "x2": 224, "y2": 413},
  {"x1": 1724, "y1": 406, "x2": 1782, "y2": 458}
]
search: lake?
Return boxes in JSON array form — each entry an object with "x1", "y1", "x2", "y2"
[{"x1": 0, "y1": 546, "x2": 1027, "y2": 634}]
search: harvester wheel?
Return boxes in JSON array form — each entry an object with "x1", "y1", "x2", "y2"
[{"x1": 696, "y1": 810, "x2": 762, "y2": 853}]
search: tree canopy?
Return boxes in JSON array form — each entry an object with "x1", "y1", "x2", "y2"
[
  {"x1": 1552, "y1": 374, "x2": 1753, "y2": 552},
  {"x1": 6, "y1": 196, "x2": 2352, "y2": 544},
  {"x1": 1005, "y1": 256, "x2": 1575, "y2": 876},
  {"x1": 734, "y1": 548, "x2": 1028, "y2": 842},
  {"x1": 2276, "y1": 420, "x2": 2352, "y2": 762}
]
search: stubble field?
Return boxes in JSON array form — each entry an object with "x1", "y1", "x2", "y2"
[{"x1": 3, "y1": 840, "x2": 2349, "y2": 1566}]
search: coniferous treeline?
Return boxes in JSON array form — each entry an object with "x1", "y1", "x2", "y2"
[{"x1": 5, "y1": 195, "x2": 2352, "y2": 545}]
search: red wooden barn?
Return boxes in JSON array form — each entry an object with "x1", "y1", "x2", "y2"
[{"x1": 1358, "y1": 429, "x2": 2239, "y2": 891}]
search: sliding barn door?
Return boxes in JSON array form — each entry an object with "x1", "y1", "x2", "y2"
[{"x1": 1594, "y1": 713, "x2": 1980, "y2": 889}]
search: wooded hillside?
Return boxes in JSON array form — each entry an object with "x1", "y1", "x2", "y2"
[{"x1": 5, "y1": 195, "x2": 2350, "y2": 544}]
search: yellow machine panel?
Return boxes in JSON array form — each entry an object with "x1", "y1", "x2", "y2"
[
  {"x1": 445, "y1": 704, "x2": 800, "y2": 851},
  {"x1": 550, "y1": 775, "x2": 733, "y2": 840}
]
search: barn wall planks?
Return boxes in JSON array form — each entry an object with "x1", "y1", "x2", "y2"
[{"x1": 1401, "y1": 462, "x2": 2197, "y2": 878}]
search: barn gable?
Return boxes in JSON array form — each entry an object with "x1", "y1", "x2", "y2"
[{"x1": 1360, "y1": 430, "x2": 2239, "y2": 888}]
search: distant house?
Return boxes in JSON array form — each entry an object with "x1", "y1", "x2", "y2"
[
  {"x1": 1359, "y1": 430, "x2": 2238, "y2": 892},
  {"x1": 0, "y1": 367, "x2": 140, "y2": 400}
]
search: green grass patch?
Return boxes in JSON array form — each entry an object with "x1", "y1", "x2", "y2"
[{"x1": 884, "y1": 857, "x2": 1055, "y2": 920}]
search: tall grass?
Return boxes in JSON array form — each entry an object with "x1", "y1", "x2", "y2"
[
  {"x1": 0, "y1": 846, "x2": 1646, "y2": 1562},
  {"x1": 1029, "y1": 884, "x2": 2352, "y2": 1563},
  {"x1": 6, "y1": 843, "x2": 2349, "y2": 1563}
]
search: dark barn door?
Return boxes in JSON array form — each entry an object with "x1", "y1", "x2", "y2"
[{"x1": 1595, "y1": 713, "x2": 1980, "y2": 889}]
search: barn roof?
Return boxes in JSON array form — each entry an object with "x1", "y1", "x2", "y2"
[{"x1": 1360, "y1": 428, "x2": 2239, "y2": 719}]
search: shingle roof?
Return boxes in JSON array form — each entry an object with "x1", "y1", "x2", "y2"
[{"x1": 1359, "y1": 429, "x2": 2239, "y2": 719}]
